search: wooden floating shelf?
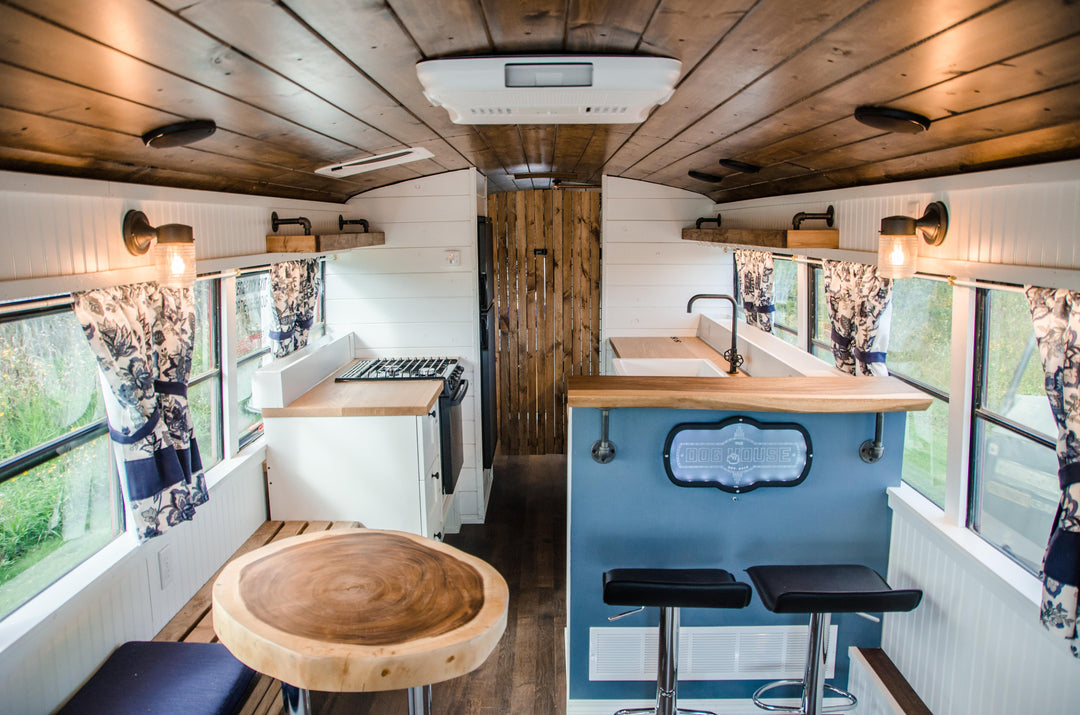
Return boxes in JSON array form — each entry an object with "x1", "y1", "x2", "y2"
[
  {"x1": 266, "y1": 231, "x2": 386, "y2": 253},
  {"x1": 682, "y1": 227, "x2": 839, "y2": 250}
]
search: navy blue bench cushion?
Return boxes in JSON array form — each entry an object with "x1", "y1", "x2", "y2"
[{"x1": 58, "y1": 641, "x2": 256, "y2": 715}]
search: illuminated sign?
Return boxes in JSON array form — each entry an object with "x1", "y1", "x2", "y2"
[{"x1": 663, "y1": 416, "x2": 812, "y2": 493}]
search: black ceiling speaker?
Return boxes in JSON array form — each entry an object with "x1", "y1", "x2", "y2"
[
  {"x1": 854, "y1": 106, "x2": 931, "y2": 134},
  {"x1": 141, "y1": 120, "x2": 217, "y2": 148},
  {"x1": 717, "y1": 159, "x2": 761, "y2": 173},
  {"x1": 688, "y1": 170, "x2": 725, "y2": 183}
]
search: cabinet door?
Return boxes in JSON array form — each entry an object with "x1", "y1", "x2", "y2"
[{"x1": 420, "y1": 410, "x2": 443, "y2": 538}]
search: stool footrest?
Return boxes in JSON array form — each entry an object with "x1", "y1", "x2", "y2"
[{"x1": 752, "y1": 679, "x2": 857, "y2": 714}]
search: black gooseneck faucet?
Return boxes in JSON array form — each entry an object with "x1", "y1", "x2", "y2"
[{"x1": 686, "y1": 294, "x2": 744, "y2": 374}]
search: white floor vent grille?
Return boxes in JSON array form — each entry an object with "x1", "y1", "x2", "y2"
[{"x1": 589, "y1": 625, "x2": 837, "y2": 681}]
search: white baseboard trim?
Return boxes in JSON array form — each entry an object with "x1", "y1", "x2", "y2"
[{"x1": 567, "y1": 697, "x2": 849, "y2": 714}]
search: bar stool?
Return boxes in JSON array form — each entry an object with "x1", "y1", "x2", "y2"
[
  {"x1": 745, "y1": 564, "x2": 922, "y2": 715},
  {"x1": 603, "y1": 568, "x2": 753, "y2": 715}
]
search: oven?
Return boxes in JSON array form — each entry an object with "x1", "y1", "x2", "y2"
[{"x1": 336, "y1": 357, "x2": 467, "y2": 493}]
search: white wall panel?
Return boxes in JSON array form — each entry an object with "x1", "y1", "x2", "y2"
[
  {"x1": 715, "y1": 160, "x2": 1080, "y2": 278},
  {"x1": 602, "y1": 176, "x2": 730, "y2": 353},
  {"x1": 0, "y1": 171, "x2": 347, "y2": 290},
  {"x1": 883, "y1": 494, "x2": 1080, "y2": 715},
  {"x1": 329, "y1": 169, "x2": 488, "y2": 523}
]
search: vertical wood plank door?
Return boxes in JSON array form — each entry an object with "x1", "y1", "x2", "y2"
[{"x1": 489, "y1": 189, "x2": 601, "y2": 455}]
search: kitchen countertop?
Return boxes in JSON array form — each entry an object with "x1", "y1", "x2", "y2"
[
  {"x1": 567, "y1": 375, "x2": 932, "y2": 413},
  {"x1": 261, "y1": 361, "x2": 442, "y2": 418},
  {"x1": 609, "y1": 336, "x2": 747, "y2": 375}
]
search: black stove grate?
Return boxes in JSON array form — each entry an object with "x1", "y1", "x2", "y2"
[{"x1": 336, "y1": 357, "x2": 458, "y2": 382}]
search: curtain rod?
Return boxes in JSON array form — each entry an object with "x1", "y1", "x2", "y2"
[{"x1": 786, "y1": 255, "x2": 1026, "y2": 294}]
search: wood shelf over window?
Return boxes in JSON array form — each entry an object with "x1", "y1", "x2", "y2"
[
  {"x1": 681, "y1": 228, "x2": 839, "y2": 249},
  {"x1": 265, "y1": 232, "x2": 385, "y2": 253}
]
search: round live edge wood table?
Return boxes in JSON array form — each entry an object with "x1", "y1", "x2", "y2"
[{"x1": 212, "y1": 529, "x2": 509, "y2": 715}]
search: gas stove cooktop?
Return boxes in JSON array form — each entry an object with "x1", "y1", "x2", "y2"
[{"x1": 335, "y1": 358, "x2": 463, "y2": 394}]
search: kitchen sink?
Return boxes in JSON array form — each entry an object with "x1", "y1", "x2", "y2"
[{"x1": 611, "y1": 358, "x2": 728, "y2": 377}]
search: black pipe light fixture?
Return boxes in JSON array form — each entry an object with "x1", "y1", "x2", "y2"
[
  {"x1": 688, "y1": 170, "x2": 725, "y2": 183},
  {"x1": 123, "y1": 210, "x2": 196, "y2": 288},
  {"x1": 854, "y1": 106, "x2": 931, "y2": 134},
  {"x1": 141, "y1": 120, "x2": 217, "y2": 148},
  {"x1": 877, "y1": 201, "x2": 948, "y2": 279}
]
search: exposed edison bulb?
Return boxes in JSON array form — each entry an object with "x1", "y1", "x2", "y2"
[
  {"x1": 155, "y1": 224, "x2": 196, "y2": 289},
  {"x1": 877, "y1": 234, "x2": 918, "y2": 279}
]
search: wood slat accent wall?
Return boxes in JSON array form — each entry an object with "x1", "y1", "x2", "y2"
[{"x1": 489, "y1": 190, "x2": 601, "y2": 455}]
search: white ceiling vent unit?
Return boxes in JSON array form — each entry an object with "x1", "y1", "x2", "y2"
[
  {"x1": 416, "y1": 55, "x2": 682, "y2": 125},
  {"x1": 314, "y1": 147, "x2": 434, "y2": 178}
]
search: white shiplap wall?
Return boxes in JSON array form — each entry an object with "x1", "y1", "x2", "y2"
[
  {"x1": 712, "y1": 159, "x2": 1080, "y2": 282},
  {"x1": 0, "y1": 171, "x2": 347, "y2": 295},
  {"x1": 879, "y1": 491, "x2": 1080, "y2": 714},
  {"x1": 600, "y1": 175, "x2": 728, "y2": 368},
  {"x1": 326, "y1": 169, "x2": 488, "y2": 523}
]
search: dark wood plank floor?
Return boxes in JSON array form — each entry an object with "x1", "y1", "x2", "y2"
[{"x1": 318, "y1": 454, "x2": 568, "y2": 714}]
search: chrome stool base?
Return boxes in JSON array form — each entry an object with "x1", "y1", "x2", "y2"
[{"x1": 751, "y1": 680, "x2": 856, "y2": 714}]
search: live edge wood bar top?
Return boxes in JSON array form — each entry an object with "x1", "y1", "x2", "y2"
[
  {"x1": 568, "y1": 375, "x2": 933, "y2": 413},
  {"x1": 261, "y1": 361, "x2": 441, "y2": 418},
  {"x1": 212, "y1": 529, "x2": 509, "y2": 693}
]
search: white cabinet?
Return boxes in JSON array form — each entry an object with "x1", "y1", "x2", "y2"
[{"x1": 264, "y1": 409, "x2": 444, "y2": 539}]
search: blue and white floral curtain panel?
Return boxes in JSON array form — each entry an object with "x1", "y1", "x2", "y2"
[
  {"x1": 822, "y1": 260, "x2": 893, "y2": 377},
  {"x1": 734, "y1": 249, "x2": 774, "y2": 333},
  {"x1": 269, "y1": 259, "x2": 321, "y2": 357},
  {"x1": 73, "y1": 283, "x2": 207, "y2": 541},
  {"x1": 1025, "y1": 286, "x2": 1080, "y2": 657}
]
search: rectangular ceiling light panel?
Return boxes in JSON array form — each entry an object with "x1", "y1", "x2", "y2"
[
  {"x1": 417, "y1": 55, "x2": 682, "y2": 125},
  {"x1": 315, "y1": 147, "x2": 434, "y2": 177}
]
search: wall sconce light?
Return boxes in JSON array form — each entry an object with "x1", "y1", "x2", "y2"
[
  {"x1": 123, "y1": 210, "x2": 196, "y2": 288},
  {"x1": 877, "y1": 201, "x2": 948, "y2": 279}
]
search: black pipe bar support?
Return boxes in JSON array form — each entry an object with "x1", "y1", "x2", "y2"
[
  {"x1": 792, "y1": 205, "x2": 834, "y2": 230},
  {"x1": 695, "y1": 214, "x2": 722, "y2": 229},
  {"x1": 271, "y1": 212, "x2": 312, "y2": 235},
  {"x1": 591, "y1": 409, "x2": 616, "y2": 464},
  {"x1": 338, "y1": 215, "x2": 370, "y2": 232},
  {"x1": 859, "y1": 412, "x2": 885, "y2": 463}
]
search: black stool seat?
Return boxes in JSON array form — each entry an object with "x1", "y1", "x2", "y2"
[
  {"x1": 604, "y1": 568, "x2": 752, "y2": 609},
  {"x1": 746, "y1": 564, "x2": 922, "y2": 615}
]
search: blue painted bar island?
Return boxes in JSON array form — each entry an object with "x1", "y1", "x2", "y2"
[{"x1": 565, "y1": 373, "x2": 932, "y2": 714}]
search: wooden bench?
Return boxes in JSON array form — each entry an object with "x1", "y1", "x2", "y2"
[{"x1": 153, "y1": 520, "x2": 362, "y2": 715}]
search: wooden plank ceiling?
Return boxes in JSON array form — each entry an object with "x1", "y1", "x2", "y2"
[{"x1": 0, "y1": 0, "x2": 1077, "y2": 203}]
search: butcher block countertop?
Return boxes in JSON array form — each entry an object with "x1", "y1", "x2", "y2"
[
  {"x1": 261, "y1": 361, "x2": 442, "y2": 418},
  {"x1": 609, "y1": 336, "x2": 746, "y2": 375},
  {"x1": 567, "y1": 375, "x2": 932, "y2": 413}
]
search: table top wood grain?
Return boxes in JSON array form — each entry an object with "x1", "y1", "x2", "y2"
[{"x1": 212, "y1": 529, "x2": 508, "y2": 692}]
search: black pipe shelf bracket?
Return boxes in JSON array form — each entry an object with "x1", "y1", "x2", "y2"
[
  {"x1": 695, "y1": 214, "x2": 722, "y2": 229},
  {"x1": 792, "y1": 205, "x2": 834, "y2": 230},
  {"x1": 271, "y1": 212, "x2": 312, "y2": 235},
  {"x1": 859, "y1": 412, "x2": 886, "y2": 463},
  {"x1": 591, "y1": 408, "x2": 616, "y2": 464},
  {"x1": 338, "y1": 215, "x2": 370, "y2": 232}
]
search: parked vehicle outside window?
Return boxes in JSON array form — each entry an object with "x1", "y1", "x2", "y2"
[{"x1": 236, "y1": 272, "x2": 271, "y2": 446}]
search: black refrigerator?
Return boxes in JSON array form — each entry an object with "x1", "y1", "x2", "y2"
[{"x1": 478, "y1": 216, "x2": 498, "y2": 469}]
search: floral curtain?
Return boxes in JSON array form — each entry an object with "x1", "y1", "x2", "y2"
[
  {"x1": 822, "y1": 260, "x2": 893, "y2": 377},
  {"x1": 269, "y1": 259, "x2": 321, "y2": 357},
  {"x1": 735, "y1": 249, "x2": 774, "y2": 332},
  {"x1": 1025, "y1": 286, "x2": 1080, "y2": 657},
  {"x1": 72, "y1": 283, "x2": 207, "y2": 541}
]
